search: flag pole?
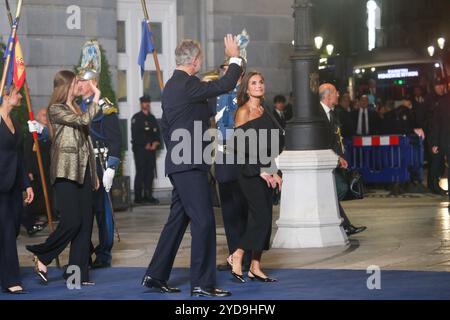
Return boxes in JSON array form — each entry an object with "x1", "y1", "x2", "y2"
[
  {"x1": 140, "y1": 0, "x2": 164, "y2": 90},
  {"x1": 0, "y1": 0, "x2": 22, "y2": 98},
  {"x1": 4, "y1": 0, "x2": 59, "y2": 268}
]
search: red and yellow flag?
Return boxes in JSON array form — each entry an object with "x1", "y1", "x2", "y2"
[{"x1": 13, "y1": 37, "x2": 26, "y2": 90}]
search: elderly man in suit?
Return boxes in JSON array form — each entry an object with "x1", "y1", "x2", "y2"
[
  {"x1": 319, "y1": 83, "x2": 367, "y2": 236},
  {"x1": 141, "y1": 35, "x2": 243, "y2": 297}
]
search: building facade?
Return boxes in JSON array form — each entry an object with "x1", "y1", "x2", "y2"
[{"x1": 0, "y1": 0, "x2": 295, "y2": 193}]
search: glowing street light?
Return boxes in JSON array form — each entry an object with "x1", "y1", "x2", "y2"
[
  {"x1": 326, "y1": 44, "x2": 334, "y2": 56},
  {"x1": 314, "y1": 36, "x2": 324, "y2": 50},
  {"x1": 438, "y1": 37, "x2": 446, "y2": 50},
  {"x1": 428, "y1": 46, "x2": 435, "y2": 57}
]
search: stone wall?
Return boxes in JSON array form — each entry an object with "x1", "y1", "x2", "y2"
[{"x1": 0, "y1": 0, "x2": 117, "y2": 109}]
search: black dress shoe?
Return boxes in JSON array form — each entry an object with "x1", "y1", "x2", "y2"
[
  {"x1": 248, "y1": 271, "x2": 277, "y2": 282},
  {"x1": 345, "y1": 225, "x2": 367, "y2": 236},
  {"x1": 142, "y1": 275, "x2": 181, "y2": 293},
  {"x1": 91, "y1": 260, "x2": 111, "y2": 269},
  {"x1": 191, "y1": 287, "x2": 231, "y2": 297},
  {"x1": 27, "y1": 224, "x2": 44, "y2": 236}
]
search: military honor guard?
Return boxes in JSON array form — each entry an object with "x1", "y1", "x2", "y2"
[
  {"x1": 77, "y1": 68, "x2": 122, "y2": 269},
  {"x1": 131, "y1": 95, "x2": 161, "y2": 204}
]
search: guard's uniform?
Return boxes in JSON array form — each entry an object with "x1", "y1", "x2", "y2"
[
  {"x1": 80, "y1": 95, "x2": 122, "y2": 266},
  {"x1": 131, "y1": 111, "x2": 161, "y2": 202}
]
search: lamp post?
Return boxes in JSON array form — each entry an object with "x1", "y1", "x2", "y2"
[
  {"x1": 428, "y1": 37, "x2": 448, "y2": 83},
  {"x1": 272, "y1": 0, "x2": 348, "y2": 249},
  {"x1": 285, "y1": 0, "x2": 329, "y2": 150}
]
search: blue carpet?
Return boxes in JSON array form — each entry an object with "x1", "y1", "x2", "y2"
[{"x1": 1, "y1": 267, "x2": 450, "y2": 300}]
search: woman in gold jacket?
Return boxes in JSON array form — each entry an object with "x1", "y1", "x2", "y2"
[{"x1": 27, "y1": 70, "x2": 100, "y2": 285}]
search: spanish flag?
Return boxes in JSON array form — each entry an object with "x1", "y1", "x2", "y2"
[{"x1": 13, "y1": 37, "x2": 26, "y2": 90}]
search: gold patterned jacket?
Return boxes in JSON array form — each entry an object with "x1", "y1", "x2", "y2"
[{"x1": 47, "y1": 101, "x2": 100, "y2": 187}]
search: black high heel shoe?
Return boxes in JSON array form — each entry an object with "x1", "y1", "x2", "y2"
[
  {"x1": 248, "y1": 270, "x2": 277, "y2": 282},
  {"x1": 32, "y1": 255, "x2": 48, "y2": 283},
  {"x1": 231, "y1": 270, "x2": 246, "y2": 283}
]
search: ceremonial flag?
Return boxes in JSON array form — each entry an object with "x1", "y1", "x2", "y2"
[
  {"x1": 13, "y1": 37, "x2": 26, "y2": 90},
  {"x1": 138, "y1": 19, "x2": 154, "y2": 78},
  {"x1": 2, "y1": 33, "x2": 15, "y2": 90}
]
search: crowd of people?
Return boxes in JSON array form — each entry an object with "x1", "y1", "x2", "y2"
[{"x1": 2, "y1": 33, "x2": 447, "y2": 298}]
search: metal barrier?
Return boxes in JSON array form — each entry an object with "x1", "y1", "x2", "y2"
[{"x1": 344, "y1": 135, "x2": 424, "y2": 184}]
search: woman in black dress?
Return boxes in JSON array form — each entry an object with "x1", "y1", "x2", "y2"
[
  {"x1": 0, "y1": 85, "x2": 34, "y2": 294},
  {"x1": 230, "y1": 71, "x2": 283, "y2": 282}
]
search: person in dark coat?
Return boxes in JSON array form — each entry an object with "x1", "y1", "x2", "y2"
[
  {"x1": 425, "y1": 79, "x2": 449, "y2": 195},
  {"x1": 431, "y1": 93, "x2": 450, "y2": 204},
  {"x1": 141, "y1": 35, "x2": 242, "y2": 297},
  {"x1": 319, "y1": 83, "x2": 366, "y2": 237},
  {"x1": 352, "y1": 95, "x2": 380, "y2": 136},
  {"x1": 0, "y1": 85, "x2": 34, "y2": 294},
  {"x1": 131, "y1": 95, "x2": 161, "y2": 204},
  {"x1": 77, "y1": 68, "x2": 122, "y2": 269},
  {"x1": 335, "y1": 92, "x2": 355, "y2": 138}
]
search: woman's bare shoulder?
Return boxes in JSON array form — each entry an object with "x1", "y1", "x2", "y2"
[{"x1": 235, "y1": 106, "x2": 250, "y2": 127}]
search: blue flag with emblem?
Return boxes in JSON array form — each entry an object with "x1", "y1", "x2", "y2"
[
  {"x1": 0, "y1": 28, "x2": 16, "y2": 104},
  {"x1": 138, "y1": 19, "x2": 154, "y2": 78}
]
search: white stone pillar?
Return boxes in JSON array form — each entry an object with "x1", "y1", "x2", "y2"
[{"x1": 272, "y1": 150, "x2": 349, "y2": 248}]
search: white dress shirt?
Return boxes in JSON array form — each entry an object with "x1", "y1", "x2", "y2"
[{"x1": 357, "y1": 108, "x2": 369, "y2": 136}]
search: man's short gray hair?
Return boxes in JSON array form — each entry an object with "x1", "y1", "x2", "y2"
[
  {"x1": 319, "y1": 87, "x2": 333, "y2": 101},
  {"x1": 175, "y1": 39, "x2": 201, "y2": 66}
]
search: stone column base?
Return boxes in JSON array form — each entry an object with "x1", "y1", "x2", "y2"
[{"x1": 272, "y1": 150, "x2": 349, "y2": 248}]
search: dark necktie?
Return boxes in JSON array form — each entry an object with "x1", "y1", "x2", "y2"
[
  {"x1": 361, "y1": 110, "x2": 367, "y2": 135},
  {"x1": 329, "y1": 109, "x2": 336, "y2": 126}
]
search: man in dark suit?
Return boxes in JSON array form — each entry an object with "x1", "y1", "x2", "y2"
[
  {"x1": 431, "y1": 94, "x2": 450, "y2": 204},
  {"x1": 352, "y1": 95, "x2": 380, "y2": 136},
  {"x1": 319, "y1": 83, "x2": 367, "y2": 236},
  {"x1": 335, "y1": 92, "x2": 355, "y2": 138},
  {"x1": 272, "y1": 95, "x2": 288, "y2": 129},
  {"x1": 141, "y1": 35, "x2": 242, "y2": 297},
  {"x1": 425, "y1": 78, "x2": 449, "y2": 195}
]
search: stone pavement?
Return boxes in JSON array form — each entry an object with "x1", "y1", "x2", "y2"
[{"x1": 18, "y1": 190, "x2": 450, "y2": 273}]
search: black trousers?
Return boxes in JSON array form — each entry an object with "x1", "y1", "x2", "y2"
[
  {"x1": 218, "y1": 181, "x2": 251, "y2": 265},
  {"x1": 133, "y1": 148, "x2": 156, "y2": 200},
  {"x1": 145, "y1": 170, "x2": 217, "y2": 288},
  {"x1": 237, "y1": 175, "x2": 273, "y2": 252},
  {"x1": 27, "y1": 170, "x2": 93, "y2": 282},
  {"x1": 428, "y1": 152, "x2": 446, "y2": 189},
  {"x1": 91, "y1": 161, "x2": 114, "y2": 264},
  {"x1": 334, "y1": 170, "x2": 352, "y2": 228},
  {"x1": 0, "y1": 184, "x2": 23, "y2": 289}
]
